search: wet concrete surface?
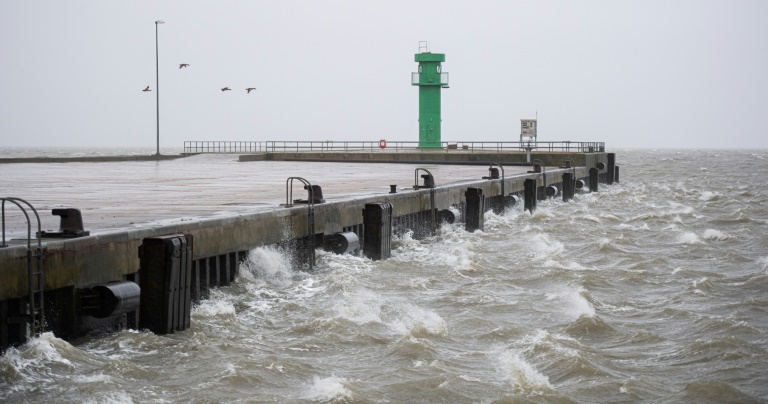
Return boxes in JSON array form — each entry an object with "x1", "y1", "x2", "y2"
[{"x1": 3, "y1": 154, "x2": 532, "y2": 237}]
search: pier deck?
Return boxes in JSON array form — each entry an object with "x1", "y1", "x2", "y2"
[{"x1": 4, "y1": 154, "x2": 535, "y2": 235}]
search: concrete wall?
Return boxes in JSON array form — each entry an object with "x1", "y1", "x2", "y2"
[{"x1": 241, "y1": 151, "x2": 607, "y2": 169}]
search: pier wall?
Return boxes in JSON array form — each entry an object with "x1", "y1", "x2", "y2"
[
  {"x1": 1, "y1": 166, "x2": 593, "y2": 298},
  {"x1": 240, "y1": 150, "x2": 604, "y2": 168}
]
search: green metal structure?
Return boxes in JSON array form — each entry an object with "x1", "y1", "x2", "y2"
[{"x1": 412, "y1": 50, "x2": 448, "y2": 148}]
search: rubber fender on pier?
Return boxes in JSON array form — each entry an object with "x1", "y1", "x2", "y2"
[
  {"x1": 562, "y1": 173, "x2": 575, "y2": 202},
  {"x1": 438, "y1": 208, "x2": 461, "y2": 224},
  {"x1": 363, "y1": 203, "x2": 393, "y2": 261},
  {"x1": 589, "y1": 168, "x2": 599, "y2": 192},
  {"x1": 325, "y1": 232, "x2": 360, "y2": 255},
  {"x1": 596, "y1": 162, "x2": 606, "y2": 170},
  {"x1": 524, "y1": 179, "x2": 537, "y2": 213},
  {"x1": 545, "y1": 185, "x2": 559, "y2": 197},
  {"x1": 465, "y1": 188, "x2": 485, "y2": 232},
  {"x1": 575, "y1": 179, "x2": 586, "y2": 190},
  {"x1": 504, "y1": 195, "x2": 520, "y2": 207},
  {"x1": 87, "y1": 282, "x2": 141, "y2": 319},
  {"x1": 139, "y1": 234, "x2": 193, "y2": 334}
]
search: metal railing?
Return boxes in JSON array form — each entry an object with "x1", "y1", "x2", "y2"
[
  {"x1": 182, "y1": 141, "x2": 264, "y2": 154},
  {"x1": 183, "y1": 140, "x2": 605, "y2": 154}
]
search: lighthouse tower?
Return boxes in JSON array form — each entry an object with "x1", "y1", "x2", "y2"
[{"x1": 412, "y1": 42, "x2": 449, "y2": 148}]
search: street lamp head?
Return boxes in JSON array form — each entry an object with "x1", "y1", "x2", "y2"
[{"x1": 155, "y1": 20, "x2": 165, "y2": 24}]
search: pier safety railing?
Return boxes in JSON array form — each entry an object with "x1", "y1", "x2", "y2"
[{"x1": 183, "y1": 141, "x2": 605, "y2": 154}]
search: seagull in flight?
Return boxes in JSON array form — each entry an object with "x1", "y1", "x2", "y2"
[
  {"x1": 221, "y1": 87, "x2": 231, "y2": 92},
  {"x1": 245, "y1": 87, "x2": 256, "y2": 94},
  {"x1": 179, "y1": 63, "x2": 189, "y2": 69},
  {"x1": 142, "y1": 86, "x2": 152, "y2": 92}
]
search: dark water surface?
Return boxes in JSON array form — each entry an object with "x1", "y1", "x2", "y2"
[{"x1": 2, "y1": 148, "x2": 767, "y2": 403}]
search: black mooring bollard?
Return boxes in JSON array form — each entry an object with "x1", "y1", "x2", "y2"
[
  {"x1": 589, "y1": 168, "x2": 599, "y2": 192},
  {"x1": 524, "y1": 178, "x2": 537, "y2": 213},
  {"x1": 389, "y1": 184, "x2": 397, "y2": 194},
  {"x1": 465, "y1": 187, "x2": 485, "y2": 232},
  {"x1": 363, "y1": 202, "x2": 392, "y2": 260},
  {"x1": 562, "y1": 172, "x2": 574, "y2": 202}
]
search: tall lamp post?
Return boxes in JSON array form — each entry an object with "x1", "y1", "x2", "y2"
[{"x1": 154, "y1": 20, "x2": 165, "y2": 156}]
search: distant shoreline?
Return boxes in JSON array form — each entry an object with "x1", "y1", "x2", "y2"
[{"x1": 0, "y1": 154, "x2": 189, "y2": 164}]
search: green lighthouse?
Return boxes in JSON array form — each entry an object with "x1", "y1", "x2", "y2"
[{"x1": 412, "y1": 43, "x2": 449, "y2": 148}]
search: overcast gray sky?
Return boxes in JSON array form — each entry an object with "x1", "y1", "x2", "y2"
[{"x1": 1, "y1": 0, "x2": 766, "y2": 150}]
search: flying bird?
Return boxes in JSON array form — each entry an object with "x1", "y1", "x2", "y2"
[
  {"x1": 179, "y1": 64, "x2": 189, "y2": 69},
  {"x1": 245, "y1": 87, "x2": 256, "y2": 94},
  {"x1": 221, "y1": 87, "x2": 231, "y2": 92},
  {"x1": 142, "y1": 86, "x2": 152, "y2": 92}
]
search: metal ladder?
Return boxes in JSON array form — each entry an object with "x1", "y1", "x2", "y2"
[{"x1": 1, "y1": 197, "x2": 45, "y2": 337}]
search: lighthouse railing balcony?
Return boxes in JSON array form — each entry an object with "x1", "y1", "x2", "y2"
[
  {"x1": 411, "y1": 72, "x2": 449, "y2": 86},
  {"x1": 440, "y1": 72, "x2": 449, "y2": 86}
]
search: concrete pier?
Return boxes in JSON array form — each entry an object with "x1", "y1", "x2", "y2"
[{"x1": 1, "y1": 150, "x2": 610, "y2": 349}]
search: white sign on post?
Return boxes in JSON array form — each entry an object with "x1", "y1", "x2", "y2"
[{"x1": 520, "y1": 119, "x2": 537, "y2": 138}]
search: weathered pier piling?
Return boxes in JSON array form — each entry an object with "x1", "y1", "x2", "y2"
[{"x1": 1, "y1": 148, "x2": 615, "y2": 352}]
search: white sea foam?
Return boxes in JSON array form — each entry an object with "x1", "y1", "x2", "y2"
[
  {"x1": 528, "y1": 234, "x2": 565, "y2": 257},
  {"x1": 83, "y1": 391, "x2": 134, "y2": 404},
  {"x1": 699, "y1": 191, "x2": 722, "y2": 201},
  {"x1": 760, "y1": 257, "x2": 768, "y2": 273},
  {"x1": 241, "y1": 245, "x2": 295, "y2": 287},
  {"x1": 192, "y1": 299, "x2": 237, "y2": 318},
  {"x1": 75, "y1": 373, "x2": 112, "y2": 384},
  {"x1": 701, "y1": 229, "x2": 733, "y2": 241},
  {"x1": 22, "y1": 333, "x2": 75, "y2": 368},
  {"x1": 496, "y1": 349, "x2": 553, "y2": 392},
  {"x1": 577, "y1": 214, "x2": 601, "y2": 224},
  {"x1": 667, "y1": 202, "x2": 694, "y2": 215},
  {"x1": 691, "y1": 277, "x2": 713, "y2": 293},
  {"x1": 393, "y1": 227, "x2": 474, "y2": 272},
  {"x1": 676, "y1": 232, "x2": 703, "y2": 244},
  {"x1": 302, "y1": 375, "x2": 353, "y2": 402},
  {"x1": 543, "y1": 259, "x2": 588, "y2": 271},
  {"x1": 525, "y1": 329, "x2": 579, "y2": 357},
  {"x1": 319, "y1": 249, "x2": 374, "y2": 274},
  {"x1": 391, "y1": 303, "x2": 447, "y2": 338},
  {"x1": 546, "y1": 287, "x2": 596, "y2": 318},
  {"x1": 618, "y1": 222, "x2": 650, "y2": 231},
  {"x1": 333, "y1": 288, "x2": 383, "y2": 325}
]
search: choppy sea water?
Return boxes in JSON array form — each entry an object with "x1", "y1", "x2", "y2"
[{"x1": 1, "y1": 148, "x2": 768, "y2": 403}]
